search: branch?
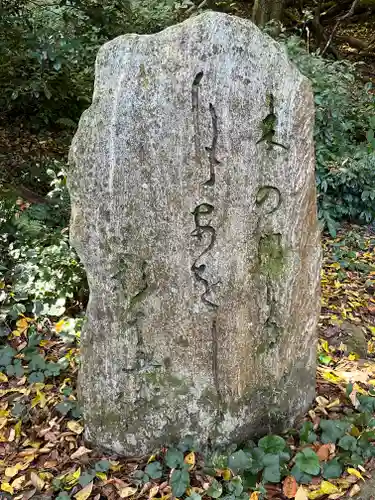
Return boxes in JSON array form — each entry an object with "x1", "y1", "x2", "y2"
[
  {"x1": 322, "y1": 0, "x2": 360, "y2": 55},
  {"x1": 186, "y1": 0, "x2": 208, "y2": 15}
]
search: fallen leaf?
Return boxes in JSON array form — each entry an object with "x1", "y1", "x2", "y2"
[
  {"x1": 295, "y1": 486, "x2": 309, "y2": 500},
  {"x1": 250, "y1": 493, "x2": 259, "y2": 500},
  {"x1": 184, "y1": 451, "x2": 195, "y2": 470},
  {"x1": 70, "y1": 445, "x2": 92, "y2": 459},
  {"x1": 348, "y1": 484, "x2": 361, "y2": 497},
  {"x1": 11, "y1": 475, "x2": 25, "y2": 490},
  {"x1": 283, "y1": 476, "x2": 298, "y2": 498},
  {"x1": 30, "y1": 471, "x2": 45, "y2": 490},
  {"x1": 316, "y1": 444, "x2": 330, "y2": 461},
  {"x1": 67, "y1": 420, "x2": 84, "y2": 434},
  {"x1": 74, "y1": 481, "x2": 93, "y2": 500},
  {"x1": 119, "y1": 486, "x2": 138, "y2": 498},
  {"x1": 347, "y1": 468, "x2": 365, "y2": 481},
  {"x1": 5, "y1": 464, "x2": 23, "y2": 478},
  {"x1": 0, "y1": 373, "x2": 8, "y2": 383},
  {"x1": 0, "y1": 482, "x2": 14, "y2": 494},
  {"x1": 149, "y1": 485, "x2": 159, "y2": 498}
]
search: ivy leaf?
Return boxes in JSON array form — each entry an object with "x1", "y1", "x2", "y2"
[
  {"x1": 295, "y1": 448, "x2": 320, "y2": 476},
  {"x1": 228, "y1": 450, "x2": 252, "y2": 473},
  {"x1": 290, "y1": 464, "x2": 313, "y2": 484},
  {"x1": 78, "y1": 472, "x2": 95, "y2": 487},
  {"x1": 0, "y1": 346, "x2": 16, "y2": 367},
  {"x1": 262, "y1": 454, "x2": 281, "y2": 483},
  {"x1": 227, "y1": 477, "x2": 243, "y2": 496},
  {"x1": 338, "y1": 435, "x2": 357, "y2": 451},
  {"x1": 145, "y1": 461, "x2": 162, "y2": 479},
  {"x1": 165, "y1": 449, "x2": 184, "y2": 469},
  {"x1": 258, "y1": 435, "x2": 286, "y2": 454},
  {"x1": 320, "y1": 420, "x2": 350, "y2": 444},
  {"x1": 28, "y1": 371, "x2": 45, "y2": 383},
  {"x1": 170, "y1": 469, "x2": 190, "y2": 497},
  {"x1": 94, "y1": 460, "x2": 110, "y2": 472},
  {"x1": 299, "y1": 422, "x2": 317, "y2": 444},
  {"x1": 322, "y1": 459, "x2": 343, "y2": 479}
]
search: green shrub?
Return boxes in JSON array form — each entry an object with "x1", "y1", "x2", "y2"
[
  {"x1": 0, "y1": 165, "x2": 87, "y2": 324},
  {"x1": 285, "y1": 37, "x2": 375, "y2": 234},
  {"x1": 0, "y1": 0, "x2": 178, "y2": 127}
]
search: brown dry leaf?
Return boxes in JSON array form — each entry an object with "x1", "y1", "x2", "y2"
[
  {"x1": 316, "y1": 396, "x2": 329, "y2": 407},
  {"x1": 316, "y1": 444, "x2": 331, "y2": 461},
  {"x1": 30, "y1": 471, "x2": 45, "y2": 491},
  {"x1": 295, "y1": 486, "x2": 309, "y2": 500},
  {"x1": 70, "y1": 446, "x2": 92, "y2": 460},
  {"x1": 11, "y1": 475, "x2": 25, "y2": 490},
  {"x1": 283, "y1": 476, "x2": 298, "y2": 498},
  {"x1": 348, "y1": 484, "x2": 361, "y2": 497},
  {"x1": 328, "y1": 494, "x2": 346, "y2": 500}
]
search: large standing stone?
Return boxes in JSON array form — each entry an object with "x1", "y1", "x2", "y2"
[{"x1": 68, "y1": 11, "x2": 321, "y2": 455}]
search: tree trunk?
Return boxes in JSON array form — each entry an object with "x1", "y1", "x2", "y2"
[{"x1": 252, "y1": 0, "x2": 285, "y2": 27}]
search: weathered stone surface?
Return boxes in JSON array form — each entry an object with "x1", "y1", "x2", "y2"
[{"x1": 68, "y1": 11, "x2": 321, "y2": 455}]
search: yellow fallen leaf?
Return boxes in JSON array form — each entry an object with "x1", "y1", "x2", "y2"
[
  {"x1": 119, "y1": 486, "x2": 138, "y2": 498},
  {"x1": 64, "y1": 467, "x2": 81, "y2": 487},
  {"x1": 31, "y1": 390, "x2": 46, "y2": 409},
  {"x1": 184, "y1": 451, "x2": 195, "y2": 470},
  {"x1": 5, "y1": 463, "x2": 23, "y2": 478},
  {"x1": 30, "y1": 471, "x2": 45, "y2": 490},
  {"x1": 109, "y1": 460, "x2": 122, "y2": 472},
  {"x1": 0, "y1": 373, "x2": 8, "y2": 383},
  {"x1": 347, "y1": 468, "x2": 365, "y2": 481},
  {"x1": 320, "y1": 482, "x2": 339, "y2": 494},
  {"x1": 67, "y1": 420, "x2": 84, "y2": 434},
  {"x1": 1, "y1": 482, "x2": 14, "y2": 494},
  {"x1": 148, "y1": 454, "x2": 156, "y2": 463},
  {"x1": 55, "y1": 319, "x2": 66, "y2": 333},
  {"x1": 222, "y1": 469, "x2": 231, "y2": 481},
  {"x1": 295, "y1": 486, "x2": 309, "y2": 500},
  {"x1": 96, "y1": 471, "x2": 107, "y2": 481},
  {"x1": 250, "y1": 493, "x2": 259, "y2": 500},
  {"x1": 11, "y1": 475, "x2": 25, "y2": 490},
  {"x1": 74, "y1": 481, "x2": 93, "y2": 500}
]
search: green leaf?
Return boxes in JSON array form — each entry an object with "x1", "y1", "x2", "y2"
[
  {"x1": 291, "y1": 464, "x2": 313, "y2": 484},
  {"x1": 322, "y1": 459, "x2": 343, "y2": 479},
  {"x1": 188, "y1": 494, "x2": 202, "y2": 500},
  {"x1": 320, "y1": 420, "x2": 350, "y2": 444},
  {"x1": 165, "y1": 448, "x2": 184, "y2": 469},
  {"x1": 28, "y1": 371, "x2": 45, "y2": 383},
  {"x1": 242, "y1": 470, "x2": 257, "y2": 490},
  {"x1": 338, "y1": 435, "x2": 357, "y2": 451},
  {"x1": 228, "y1": 450, "x2": 252, "y2": 473},
  {"x1": 171, "y1": 469, "x2": 190, "y2": 497},
  {"x1": 145, "y1": 461, "x2": 162, "y2": 479},
  {"x1": 262, "y1": 454, "x2": 281, "y2": 483},
  {"x1": 295, "y1": 448, "x2": 320, "y2": 476},
  {"x1": 227, "y1": 477, "x2": 243, "y2": 496},
  {"x1": 78, "y1": 471, "x2": 95, "y2": 487},
  {"x1": 258, "y1": 435, "x2": 286, "y2": 454},
  {"x1": 0, "y1": 346, "x2": 16, "y2": 367},
  {"x1": 95, "y1": 460, "x2": 111, "y2": 472}
]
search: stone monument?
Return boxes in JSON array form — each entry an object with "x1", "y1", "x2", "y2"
[{"x1": 68, "y1": 11, "x2": 321, "y2": 455}]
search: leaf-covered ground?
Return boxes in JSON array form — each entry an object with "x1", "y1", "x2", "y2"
[{"x1": 1, "y1": 227, "x2": 375, "y2": 499}]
